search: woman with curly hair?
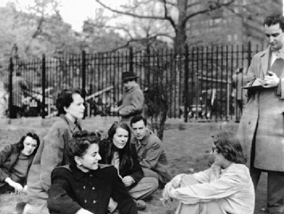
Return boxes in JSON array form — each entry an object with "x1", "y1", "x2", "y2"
[
  {"x1": 48, "y1": 130, "x2": 137, "y2": 214},
  {"x1": 99, "y1": 121, "x2": 158, "y2": 210},
  {"x1": 163, "y1": 131, "x2": 255, "y2": 214},
  {"x1": 0, "y1": 132, "x2": 39, "y2": 194}
]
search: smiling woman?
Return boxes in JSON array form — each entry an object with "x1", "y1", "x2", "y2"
[{"x1": 47, "y1": 130, "x2": 138, "y2": 214}]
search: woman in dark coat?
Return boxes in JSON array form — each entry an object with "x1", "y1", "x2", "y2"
[
  {"x1": 48, "y1": 130, "x2": 137, "y2": 214},
  {"x1": 99, "y1": 122, "x2": 157, "y2": 210},
  {"x1": 0, "y1": 132, "x2": 40, "y2": 194}
]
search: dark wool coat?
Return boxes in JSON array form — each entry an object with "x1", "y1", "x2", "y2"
[
  {"x1": 47, "y1": 164, "x2": 137, "y2": 214},
  {"x1": 237, "y1": 47, "x2": 284, "y2": 171}
]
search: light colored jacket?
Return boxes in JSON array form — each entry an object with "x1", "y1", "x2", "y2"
[
  {"x1": 26, "y1": 115, "x2": 82, "y2": 200},
  {"x1": 171, "y1": 164, "x2": 255, "y2": 214},
  {"x1": 236, "y1": 47, "x2": 284, "y2": 171}
]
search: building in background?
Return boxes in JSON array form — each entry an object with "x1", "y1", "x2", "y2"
[{"x1": 186, "y1": 0, "x2": 283, "y2": 46}]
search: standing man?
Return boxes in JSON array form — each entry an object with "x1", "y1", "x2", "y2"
[
  {"x1": 130, "y1": 115, "x2": 172, "y2": 189},
  {"x1": 237, "y1": 14, "x2": 284, "y2": 213},
  {"x1": 113, "y1": 71, "x2": 144, "y2": 125}
]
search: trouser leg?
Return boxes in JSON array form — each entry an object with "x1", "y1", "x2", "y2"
[
  {"x1": 267, "y1": 171, "x2": 284, "y2": 213},
  {"x1": 128, "y1": 177, "x2": 158, "y2": 200}
]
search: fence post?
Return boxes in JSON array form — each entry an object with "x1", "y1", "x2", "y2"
[
  {"x1": 41, "y1": 54, "x2": 46, "y2": 119},
  {"x1": 8, "y1": 57, "x2": 13, "y2": 119},
  {"x1": 82, "y1": 50, "x2": 86, "y2": 95},
  {"x1": 81, "y1": 50, "x2": 86, "y2": 117},
  {"x1": 129, "y1": 47, "x2": 134, "y2": 73},
  {"x1": 247, "y1": 41, "x2": 251, "y2": 66},
  {"x1": 184, "y1": 45, "x2": 189, "y2": 122}
]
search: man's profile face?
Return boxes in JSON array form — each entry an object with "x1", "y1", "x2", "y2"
[
  {"x1": 131, "y1": 120, "x2": 147, "y2": 140},
  {"x1": 123, "y1": 79, "x2": 135, "y2": 90},
  {"x1": 264, "y1": 23, "x2": 284, "y2": 51}
]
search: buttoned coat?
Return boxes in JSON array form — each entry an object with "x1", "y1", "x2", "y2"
[
  {"x1": 26, "y1": 115, "x2": 82, "y2": 200},
  {"x1": 236, "y1": 47, "x2": 284, "y2": 171},
  {"x1": 0, "y1": 143, "x2": 34, "y2": 188},
  {"x1": 47, "y1": 164, "x2": 137, "y2": 214}
]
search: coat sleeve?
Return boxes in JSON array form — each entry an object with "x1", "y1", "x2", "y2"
[
  {"x1": 139, "y1": 139, "x2": 162, "y2": 169},
  {"x1": 118, "y1": 90, "x2": 144, "y2": 117},
  {"x1": 110, "y1": 167, "x2": 138, "y2": 214},
  {"x1": 169, "y1": 170, "x2": 242, "y2": 204},
  {"x1": 0, "y1": 144, "x2": 14, "y2": 182},
  {"x1": 40, "y1": 124, "x2": 68, "y2": 191},
  {"x1": 47, "y1": 168, "x2": 81, "y2": 214}
]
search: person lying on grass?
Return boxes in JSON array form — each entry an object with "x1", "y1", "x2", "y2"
[
  {"x1": 0, "y1": 132, "x2": 39, "y2": 194},
  {"x1": 163, "y1": 131, "x2": 255, "y2": 214}
]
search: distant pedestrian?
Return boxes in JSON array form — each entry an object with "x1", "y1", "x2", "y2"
[
  {"x1": 11, "y1": 72, "x2": 28, "y2": 118},
  {"x1": 112, "y1": 71, "x2": 144, "y2": 125}
]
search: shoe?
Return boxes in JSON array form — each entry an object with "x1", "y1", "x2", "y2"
[
  {"x1": 134, "y1": 199, "x2": 146, "y2": 211},
  {"x1": 15, "y1": 201, "x2": 26, "y2": 214}
]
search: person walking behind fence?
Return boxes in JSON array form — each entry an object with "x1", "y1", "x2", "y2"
[
  {"x1": 11, "y1": 71, "x2": 28, "y2": 118},
  {"x1": 21, "y1": 89, "x2": 85, "y2": 214},
  {"x1": 237, "y1": 14, "x2": 284, "y2": 213},
  {"x1": 232, "y1": 67, "x2": 247, "y2": 122},
  {"x1": 162, "y1": 131, "x2": 255, "y2": 214},
  {"x1": 111, "y1": 71, "x2": 144, "y2": 125}
]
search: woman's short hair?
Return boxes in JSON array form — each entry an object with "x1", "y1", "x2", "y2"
[
  {"x1": 56, "y1": 88, "x2": 83, "y2": 115},
  {"x1": 17, "y1": 132, "x2": 40, "y2": 155},
  {"x1": 213, "y1": 131, "x2": 247, "y2": 164},
  {"x1": 67, "y1": 130, "x2": 101, "y2": 165}
]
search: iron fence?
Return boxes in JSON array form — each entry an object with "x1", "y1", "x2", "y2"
[{"x1": 5, "y1": 42, "x2": 262, "y2": 122}]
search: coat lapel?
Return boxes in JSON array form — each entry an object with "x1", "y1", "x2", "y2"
[{"x1": 260, "y1": 47, "x2": 270, "y2": 78}]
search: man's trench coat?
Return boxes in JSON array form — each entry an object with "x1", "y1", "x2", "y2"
[{"x1": 236, "y1": 47, "x2": 284, "y2": 171}]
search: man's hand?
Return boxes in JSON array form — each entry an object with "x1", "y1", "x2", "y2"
[
  {"x1": 263, "y1": 71, "x2": 280, "y2": 88},
  {"x1": 122, "y1": 176, "x2": 135, "y2": 187}
]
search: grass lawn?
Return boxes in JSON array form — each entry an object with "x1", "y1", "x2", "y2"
[{"x1": 0, "y1": 117, "x2": 267, "y2": 214}]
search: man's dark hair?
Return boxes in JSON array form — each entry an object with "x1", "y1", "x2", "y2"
[
  {"x1": 264, "y1": 14, "x2": 284, "y2": 31},
  {"x1": 130, "y1": 115, "x2": 147, "y2": 127}
]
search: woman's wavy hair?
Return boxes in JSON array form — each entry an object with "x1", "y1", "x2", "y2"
[
  {"x1": 213, "y1": 131, "x2": 247, "y2": 164},
  {"x1": 17, "y1": 132, "x2": 40, "y2": 155},
  {"x1": 102, "y1": 121, "x2": 134, "y2": 171},
  {"x1": 56, "y1": 88, "x2": 83, "y2": 115},
  {"x1": 66, "y1": 130, "x2": 101, "y2": 166}
]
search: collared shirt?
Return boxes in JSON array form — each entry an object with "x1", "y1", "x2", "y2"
[{"x1": 170, "y1": 163, "x2": 255, "y2": 214}]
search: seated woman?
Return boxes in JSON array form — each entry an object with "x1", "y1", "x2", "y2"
[
  {"x1": 99, "y1": 122, "x2": 158, "y2": 210},
  {"x1": 0, "y1": 132, "x2": 40, "y2": 194},
  {"x1": 163, "y1": 131, "x2": 255, "y2": 214},
  {"x1": 47, "y1": 130, "x2": 137, "y2": 214}
]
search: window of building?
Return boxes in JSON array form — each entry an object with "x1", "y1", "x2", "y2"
[
  {"x1": 234, "y1": 34, "x2": 238, "y2": 40},
  {"x1": 228, "y1": 35, "x2": 232, "y2": 42}
]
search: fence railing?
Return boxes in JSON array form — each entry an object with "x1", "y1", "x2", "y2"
[{"x1": 6, "y1": 42, "x2": 262, "y2": 122}]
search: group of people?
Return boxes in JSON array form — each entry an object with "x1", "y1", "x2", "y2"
[{"x1": 2, "y1": 13, "x2": 284, "y2": 214}]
